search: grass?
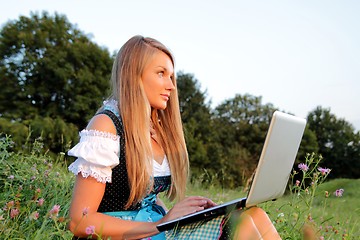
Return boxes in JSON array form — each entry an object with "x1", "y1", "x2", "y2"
[{"x1": 1, "y1": 136, "x2": 359, "y2": 239}]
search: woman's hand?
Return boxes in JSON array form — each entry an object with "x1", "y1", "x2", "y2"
[{"x1": 159, "y1": 196, "x2": 216, "y2": 223}]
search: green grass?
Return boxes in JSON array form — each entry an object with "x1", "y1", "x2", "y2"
[{"x1": 1, "y1": 136, "x2": 359, "y2": 239}]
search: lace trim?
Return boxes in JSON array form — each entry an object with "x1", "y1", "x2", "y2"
[
  {"x1": 79, "y1": 129, "x2": 119, "y2": 141},
  {"x1": 68, "y1": 164, "x2": 112, "y2": 183}
]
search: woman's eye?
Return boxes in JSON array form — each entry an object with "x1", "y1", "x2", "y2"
[{"x1": 158, "y1": 72, "x2": 164, "y2": 77}]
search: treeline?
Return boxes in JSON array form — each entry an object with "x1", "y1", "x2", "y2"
[{"x1": 1, "y1": 12, "x2": 359, "y2": 187}]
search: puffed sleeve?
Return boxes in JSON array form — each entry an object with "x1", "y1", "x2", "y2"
[{"x1": 67, "y1": 129, "x2": 120, "y2": 183}]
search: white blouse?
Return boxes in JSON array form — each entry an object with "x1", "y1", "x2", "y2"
[{"x1": 68, "y1": 129, "x2": 171, "y2": 183}]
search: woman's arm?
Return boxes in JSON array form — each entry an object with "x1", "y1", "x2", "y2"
[{"x1": 68, "y1": 175, "x2": 160, "y2": 239}]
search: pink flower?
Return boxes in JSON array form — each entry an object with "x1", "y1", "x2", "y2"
[
  {"x1": 6, "y1": 201, "x2": 15, "y2": 209},
  {"x1": 10, "y1": 208, "x2": 20, "y2": 219},
  {"x1": 295, "y1": 180, "x2": 300, "y2": 186},
  {"x1": 29, "y1": 211, "x2": 39, "y2": 220},
  {"x1": 37, "y1": 198, "x2": 45, "y2": 206},
  {"x1": 85, "y1": 225, "x2": 96, "y2": 235},
  {"x1": 49, "y1": 204, "x2": 61, "y2": 216},
  {"x1": 82, "y1": 207, "x2": 89, "y2": 216},
  {"x1": 334, "y1": 189, "x2": 344, "y2": 197},
  {"x1": 318, "y1": 167, "x2": 331, "y2": 175},
  {"x1": 298, "y1": 163, "x2": 309, "y2": 172},
  {"x1": 8, "y1": 175, "x2": 14, "y2": 179}
]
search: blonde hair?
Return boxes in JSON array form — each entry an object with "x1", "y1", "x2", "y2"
[{"x1": 108, "y1": 35, "x2": 189, "y2": 208}]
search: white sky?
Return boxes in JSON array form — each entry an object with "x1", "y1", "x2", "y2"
[{"x1": 1, "y1": 0, "x2": 359, "y2": 130}]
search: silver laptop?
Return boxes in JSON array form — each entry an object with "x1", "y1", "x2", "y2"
[{"x1": 156, "y1": 111, "x2": 306, "y2": 232}]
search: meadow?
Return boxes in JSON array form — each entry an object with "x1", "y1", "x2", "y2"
[{"x1": 1, "y1": 136, "x2": 359, "y2": 239}]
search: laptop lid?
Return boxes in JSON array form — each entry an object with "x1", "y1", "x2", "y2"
[{"x1": 245, "y1": 111, "x2": 306, "y2": 207}]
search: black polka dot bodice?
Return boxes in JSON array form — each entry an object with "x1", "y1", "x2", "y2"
[{"x1": 96, "y1": 110, "x2": 171, "y2": 212}]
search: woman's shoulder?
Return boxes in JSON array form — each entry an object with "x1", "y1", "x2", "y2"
[{"x1": 87, "y1": 114, "x2": 117, "y2": 136}]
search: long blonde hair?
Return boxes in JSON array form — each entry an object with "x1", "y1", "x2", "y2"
[{"x1": 109, "y1": 35, "x2": 189, "y2": 208}]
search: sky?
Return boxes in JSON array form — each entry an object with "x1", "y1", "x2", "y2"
[{"x1": 1, "y1": 0, "x2": 359, "y2": 131}]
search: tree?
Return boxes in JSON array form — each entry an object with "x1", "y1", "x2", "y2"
[
  {"x1": 0, "y1": 12, "x2": 113, "y2": 129},
  {"x1": 307, "y1": 106, "x2": 360, "y2": 178},
  {"x1": 0, "y1": 12, "x2": 114, "y2": 154},
  {"x1": 213, "y1": 94, "x2": 277, "y2": 186}
]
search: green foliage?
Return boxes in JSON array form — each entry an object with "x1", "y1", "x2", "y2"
[
  {"x1": 0, "y1": 11, "x2": 114, "y2": 155},
  {"x1": 307, "y1": 106, "x2": 360, "y2": 178},
  {"x1": 212, "y1": 94, "x2": 277, "y2": 186},
  {"x1": 0, "y1": 116, "x2": 78, "y2": 155},
  {"x1": 0, "y1": 11, "x2": 113, "y2": 128},
  {"x1": 0, "y1": 135, "x2": 73, "y2": 239}
]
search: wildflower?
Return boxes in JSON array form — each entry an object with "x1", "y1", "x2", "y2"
[
  {"x1": 82, "y1": 207, "x2": 89, "y2": 216},
  {"x1": 334, "y1": 189, "x2": 344, "y2": 197},
  {"x1": 49, "y1": 204, "x2": 61, "y2": 216},
  {"x1": 295, "y1": 180, "x2": 300, "y2": 186},
  {"x1": 6, "y1": 201, "x2": 15, "y2": 209},
  {"x1": 298, "y1": 163, "x2": 309, "y2": 172},
  {"x1": 31, "y1": 176, "x2": 36, "y2": 181},
  {"x1": 325, "y1": 191, "x2": 329, "y2": 198},
  {"x1": 0, "y1": 215, "x2": 4, "y2": 220},
  {"x1": 319, "y1": 236, "x2": 324, "y2": 240},
  {"x1": 8, "y1": 175, "x2": 14, "y2": 179},
  {"x1": 29, "y1": 211, "x2": 39, "y2": 220},
  {"x1": 318, "y1": 167, "x2": 331, "y2": 175},
  {"x1": 10, "y1": 208, "x2": 20, "y2": 219},
  {"x1": 36, "y1": 188, "x2": 41, "y2": 193},
  {"x1": 85, "y1": 225, "x2": 96, "y2": 235},
  {"x1": 37, "y1": 198, "x2": 45, "y2": 206}
]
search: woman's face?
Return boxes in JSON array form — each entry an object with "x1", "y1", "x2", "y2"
[{"x1": 141, "y1": 50, "x2": 175, "y2": 110}]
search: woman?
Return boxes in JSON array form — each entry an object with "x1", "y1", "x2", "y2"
[{"x1": 68, "y1": 35, "x2": 280, "y2": 239}]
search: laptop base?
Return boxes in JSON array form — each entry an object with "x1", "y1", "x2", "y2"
[{"x1": 156, "y1": 197, "x2": 246, "y2": 232}]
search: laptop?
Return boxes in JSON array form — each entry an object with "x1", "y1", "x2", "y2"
[{"x1": 156, "y1": 111, "x2": 306, "y2": 232}]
